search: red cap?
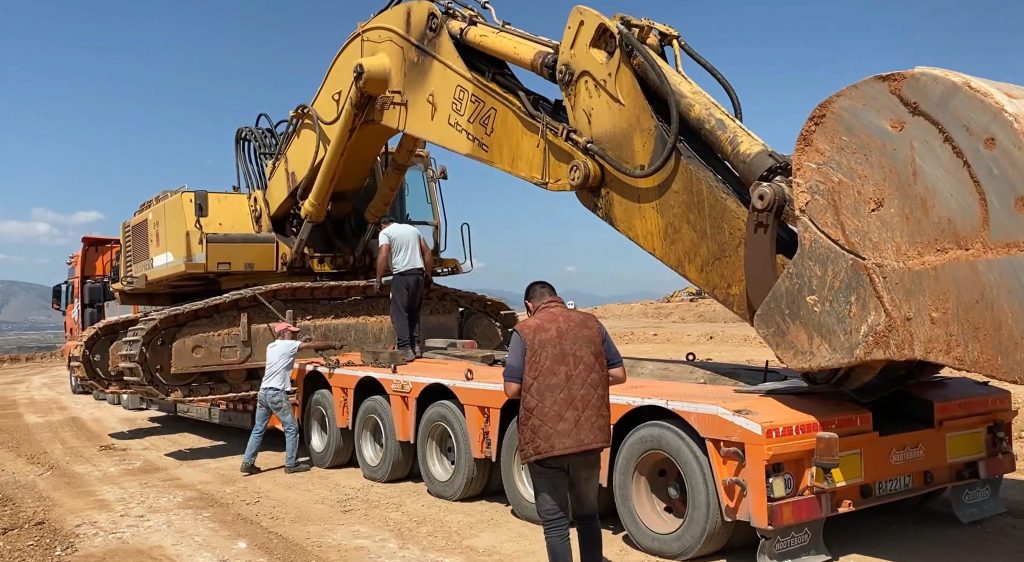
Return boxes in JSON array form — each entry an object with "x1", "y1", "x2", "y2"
[{"x1": 272, "y1": 322, "x2": 300, "y2": 334}]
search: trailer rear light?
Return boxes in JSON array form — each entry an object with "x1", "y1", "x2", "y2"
[
  {"x1": 946, "y1": 428, "x2": 986, "y2": 463},
  {"x1": 767, "y1": 494, "x2": 824, "y2": 527}
]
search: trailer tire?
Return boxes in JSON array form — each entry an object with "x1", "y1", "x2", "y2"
[
  {"x1": 354, "y1": 396, "x2": 414, "y2": 482},
  {"x1": 499, "y1": 419, "x2": 541, "y2": 524},
  {"x1": 613, "y1": 420, "x2": 734, "y2": 560},
  {"x1": 303, "y1": 389, "x2": 353, "y2": 468},
  {"x1": 417, "y1": 401, "x2": 491, "y2": 501}
]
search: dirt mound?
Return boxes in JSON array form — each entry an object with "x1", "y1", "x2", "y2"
[
  {"x1": 0, "y1": 351, "x2": 62, "y2": 366},
  {"x1": 589, "y1": 298, "x2": 743, "y2": 324}
]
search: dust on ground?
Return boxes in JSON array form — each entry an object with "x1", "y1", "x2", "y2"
[{"x1": 0, "y1": 296, "x2": 1022, "y2": 562}]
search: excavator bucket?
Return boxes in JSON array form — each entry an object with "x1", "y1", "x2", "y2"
[{"x1": 754, "y1": 68, "x2": 1024, "y2": 389}]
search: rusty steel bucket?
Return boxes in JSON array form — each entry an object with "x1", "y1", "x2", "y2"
[{"x1": 754, "y1": 67, "x2": 1024, "y2": 393}]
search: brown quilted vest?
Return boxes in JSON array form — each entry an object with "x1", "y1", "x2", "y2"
[{"x1": 515, "y1": 297, "x2": 611, "y2": 463}]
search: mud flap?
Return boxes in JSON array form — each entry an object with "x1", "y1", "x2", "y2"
[
  {"x1": 950, "y1": 477, "x2": 1006, "y2": 523},
  {"x1": 757, "y1": 519, "x2": 830, "y2": 562}
]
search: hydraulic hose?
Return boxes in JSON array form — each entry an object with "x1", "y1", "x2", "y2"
[
  {"x1": 584, "y1": 23, "x2": 680, "y2": 179},
  {"x1": 676, "y1": 39, "x2": 742, "y2": 122}
]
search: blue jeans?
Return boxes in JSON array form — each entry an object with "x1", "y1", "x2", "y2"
[{"x1": 243, "y1": 388, "x2": 299, "y2": 468}]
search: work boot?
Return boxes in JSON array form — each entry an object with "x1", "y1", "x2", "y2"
[
  {"x1": 403, "y1": 348, "x2": 416, "y2": 362},
  {"x1": 240, "y1": 462, "x2": 261, "y2": 475},
  {"x1": 284, "y1": 463, "x2": 311, "y2": 474}
]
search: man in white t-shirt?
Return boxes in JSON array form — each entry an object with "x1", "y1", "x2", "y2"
[
  {"x1": 240, "y1": 322, "x2": 340, "y2": 475},
  {"x1": 374, "y1": 215, "x2": 433, "y2": 361}
]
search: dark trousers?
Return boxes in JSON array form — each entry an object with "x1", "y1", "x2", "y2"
[
  {"x1": 527, "y1": 450, "x2": 603, "y2": 562},
  {"x1": 390, "y1": 268, "x2": 424, "y2": 351}
]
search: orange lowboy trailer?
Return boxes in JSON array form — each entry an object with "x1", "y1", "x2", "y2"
[
  {"x1": 266, "y1": 353, "x2": 1015, "y2": 561},
  {"x1": 103, "y1": 351, "x2": 1015, "y2": 561}
]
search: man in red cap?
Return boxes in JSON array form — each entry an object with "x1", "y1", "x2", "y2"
[{"x1": 241, "y1": 322, "x2": 340, "y2": 474}]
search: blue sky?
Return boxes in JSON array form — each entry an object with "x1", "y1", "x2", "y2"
[{"x1": 2, "y1": 0, "x2": 1022, "y2": 297}]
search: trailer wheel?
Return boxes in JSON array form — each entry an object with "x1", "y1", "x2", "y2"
[
  {"x1": 303, "y1": 389, "x2": 353, "y2": 468},
  {"x1": 499, "y1": 419, "x2": 541, "y2": 523},
  {"x1": 416, "y1": 401, "x2": 491, "y2": 501},
  {"x1": 613, "y1": 420, "x2": 735, "y2": 560},
  {"x1": 354, "y1": 396, "x2": 414, "y2": 482}
]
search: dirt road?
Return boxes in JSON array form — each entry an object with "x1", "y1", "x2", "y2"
[{"x1": 1, "y1": 358, "x2": 1021, "y2": 562}]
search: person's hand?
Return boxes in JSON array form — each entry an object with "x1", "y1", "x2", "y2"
[{"x1": 374, "y1": 278, "x2": 382, "y2": 293}]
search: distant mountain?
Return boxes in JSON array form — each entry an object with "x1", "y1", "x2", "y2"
[
  {"x1": 472, "y1": 288, "x2": 661, "y2": 310},
  {"x1": 0, "y1": 280, "x2": 62, "y2": 331}
]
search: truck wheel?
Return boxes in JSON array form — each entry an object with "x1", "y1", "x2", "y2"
[
  {"x1": 354, "y1": 395, "x2": 414, "y2": 482},
  {"x1": 417, "y1": 401, "x2": 491, "y2": 501},
  {"x1": 613, "y1": 420, "x2": 735, "y2": 560},
  {"x1": 303, "y1": 389, "x2": 353, "y2": 468},
  {"x1": 499, "y1": 419, "x2": 541, "y2": 524}
]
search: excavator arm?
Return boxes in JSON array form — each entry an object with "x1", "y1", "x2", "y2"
[
  {"x1": 257, "y1": 0, "x2": 1024, "y2": 396},
  {"x1": 261, "y1": 1, "x2": 777, "y2": 313}
]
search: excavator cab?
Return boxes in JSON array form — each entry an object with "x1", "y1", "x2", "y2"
[{"x1": 354, "y1": 147, "x2": 464, "y2": 276}]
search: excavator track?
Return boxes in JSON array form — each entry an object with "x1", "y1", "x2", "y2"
[
  {"x1": 115, "y1": 281, "x2": 516, "y2": 399},
  {"x1": 69, "y1": 313, "x2": 145, "y2": 392}
]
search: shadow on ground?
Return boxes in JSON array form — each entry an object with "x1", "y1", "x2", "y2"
[{"x1": 108, "y1": 413, "x2": 288, "y2": 462}]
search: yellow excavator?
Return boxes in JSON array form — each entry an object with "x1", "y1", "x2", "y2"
[{"x1": 73, "y1": 0, "x2": 1024, "y2": 401}]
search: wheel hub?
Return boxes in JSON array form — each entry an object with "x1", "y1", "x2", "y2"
[
  {"x1": 513, "y1": 447, "x2": 535, "y2": 503},
  {"x1": 425, "y1": 421, "x2": 458, "y2": 482},
  {"x1": 360, "y1": 414, "x2": 385, "y2": 466},
  {"x1": 310, "y1": 406, "x2": 329, "y2": 453},
  {"x1": 631, "y1": 450, "x2": 688, "y2": 535}
]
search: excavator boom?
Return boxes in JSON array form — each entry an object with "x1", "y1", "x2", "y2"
[
  {"x1": 259, "y1": 1, "x2": 1022, "y2": 395},
  {"x1": 100, "y1": 1, "x2": 1023, "y2": 400}
]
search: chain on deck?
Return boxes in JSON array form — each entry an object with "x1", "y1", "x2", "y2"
[{"x1": 116, "y1": 281, "x2": 516, "y2": 399}]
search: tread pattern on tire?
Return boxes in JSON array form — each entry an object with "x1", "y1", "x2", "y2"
[
  {"x1": 612, "y1": 419, "x2": 735, "y2": 560},
  {"x1": 354, "y1": 395, "x2": 414, "y2": 483},
  {"x1": 304, "y1": 389, "x2": 353, "y2": 468},
  {"x1": 416, "y1": 401, "x2": 490, "y2": 501},
  {"x1": 499, "y1": 419, "x2": 541, "y2": 524}
]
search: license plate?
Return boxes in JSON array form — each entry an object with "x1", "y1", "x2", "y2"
[{"x1": 876, "y1": 474, "x2": 912, "y2": 496}]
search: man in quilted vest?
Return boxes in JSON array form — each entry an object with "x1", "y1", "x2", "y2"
[{"x1": 503, "y1": 281, "x2": 627, "y2": 562}]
